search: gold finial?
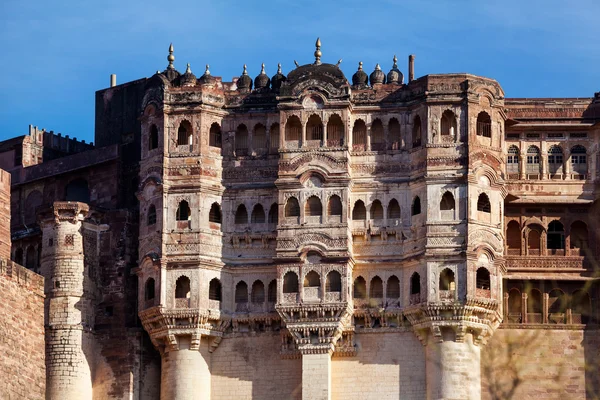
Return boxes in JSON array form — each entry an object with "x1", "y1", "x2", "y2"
[
  {"x1": 242, "y1": 64, "x2": 248, "y2": 75},
  {"x1": 294, "y1": 60, "x2": 300, "y2": 68},
  {"x1": 261, "y1": 63, "x2": 266, "y2": 74},
  {"x1": 358, "y1": 61, "x2": 363, "y2": 70},
  {"x1": 205, "y1": 64, "x2": 210, "y2": 76},
  {"x1": 314, "y1": 37, "x2": 322, "y2": 65},
  {"x1": 393, "y1": 55, "x2": 398, "y2": 69},
  {"x1": 336, "y1": 59, "x2": 342, "y2": 66},
  {"x1": 167, "y1": 43, "x2": 175, "y2": 70},
  {"x1": 185, "y1": 63, "x2": 191, "y2": 74},
  {"x1": 277, "y1": 63, "x2": 282, "y2": 74}
]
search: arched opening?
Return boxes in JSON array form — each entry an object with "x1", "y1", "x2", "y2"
[
  {"x1": 268, "y1": 203, "x2": 278, "y2": 224},
  {"x1": 476, "y1": 267, "x2": 491, "y2": 290},
  {"x1": 507, "y1": 145, "x2": 520, "y2": 177},
  {"x1": 235, "y1": 124, "x2": 249, "y2": 156},
  {"x1": 251, "y1": 204, "x2": 266, "y2": 224},
  {"x1": 251, "y1": 281, "x2": 265, "y2": 303},
  {"x1": 411, "y1": 196, "x2": 421, "y2": 216},
  {"x1": 571, "y1": 145, "x2": 587, "y2": 176},
  {"x1": 370, "y1": 276, "x2": 383, "y2": 298},
  {"x1": 145, "y1": 278, "x2": 155, "y2": 301},
  {"x1": 177, "y1": 120, "x2": 193, "y2": 146},
  {"x1": 269, "y1": 123, "x2": 280, "y2": 154},
  {"x1": 410, "y1": 272, "x2": 421, "y2": 295},
  {"x1": 388, "y1": 118, "x2": 401, "y2": 150},
  {"x1": 371, "y1": 119, "x2": 384, "y2": 150},
  {"x1": 440, "y1": 192, "x2": 455, "y2": 220},
  {"x1": 235, "y1": 204, "x2": 248, "y2": 224},
  {"x1": 14, "y1": 248, "x2": 23, "y2": 265},
  {"x1": 527, "y1": 289, "x2": 542, "y2": 322},
  {"x1": 209, "y1": 123, "x2": 221, "y2": 148},
  {"x1": 267, "y1": 280, "x2": 277, "y2": 302},
  {"x1": 547, "y1": 220, "x2": 565, "y2": 251},
  {"x1": 548, "y1": 145, "x2": 564, "y2": 177},
  {"x1": 327, "y1": 114, "x2": 344, "y2": 146},
  {"x1": 65, "y1": 178, "x2": 90, "y2": 203},
  {"x1": 25, "y1": 246, "x2": 36, "y2": 271},
  {"x1": 506, "y1": 220, "x2": 521, "y2": 254},
  {"x1": 548, "y1": 289, "x2": 566, "y2": 315},
  {"x1": 283, "y1": 272, "x2": 299, "y2": 293},
  {"x1": 209, "y1": 203, "x2": 222, "y2": 224},
  {"x1": 441, "y1": 110, "x2": 457, "y2": 138},
  {"x1": 235, "y1": 281, "x2": 248, "y2": 304},
  {"x1": 147, "y1": 205, "x2": 157, "y2": 225},
  {"x1": 24, "y1": 190, "x2": 43, "y2": 225},
  {"x1": 370, "y1": 200, "x2": 383, "y2": 220},
  {"x1": 352, "y1": 119, "x2": 367, "y2": 150},
  {"x1": 327, "y1": 195, "x2": 342, "y2": 218},
  {"x1": 571, "y1": 290, "x2": 592, "y2": 324},
  {"x1": 305, "y1": 196, "x2": 322, "y2": 217},
  {"x1": 388, "y1": 199, "x2": 401, "y2": 219},
  {"x1": 507, "y1": 288, "x2": 522, "y2": 322},
  {"x1": 352, "y1": 200, "x2": 366, "y2": 220},
  {"x1": 303, "y1": 271, "x2": 321, "y2": 287},
  {"x1": 386, "y1": 276, "x2": 400, "y2": 298},
  {"x1": 526, "y1": 146, "x2": 541, "y2": 176},
  {"x1": 477, "y1": 193, "x2": 491, "y2": 213},
  {"x1": 252, "y1": 124, "x2": 267, "y2": 153},
  {"x1": 285, "y1": 115, "x2": 302, "y2": 142},
  {"x1": 306, "y1": 115, "x2": 323, "y2": 141},
  {"x1": 149, "y1": 124, "x2": 159, "y2": 150},
  {"x1": 412, "y1": 115, "x2": 422, "y2": 147},
  {"x1": 209, "y1": 278, "x2": 222, "y2": 301},
  {"x1": 326, "y1": 271, "x2": 341, "y2": 292},
  {"x1": 353, "y1": 277, "x2": 367, "y2": 299},
  {"x1": 439, "y1": 269, "x2": 455, "y2": 291},
  {"x1": 284, "y1": 197, "x2": 300, "y2": 220},
  {"x1": 175, "y1": 276, "x2": 191, "y2": 299},
  {"x1": 527, "y1": 226, "x2": 542, "y2": 255},
  {"x1": 176, "y1": 200, "x2": 191, "y2": 221},
  {"x1": 570, "y1": 221, "x2": 589, "y2": 252},
  {"x1": 476, "y1": 112, "x2": 491, "y2": 137}
]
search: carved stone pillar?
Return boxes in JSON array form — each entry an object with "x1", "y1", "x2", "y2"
[
  {"x1": 366, "y1": 125, "x2": 372, "y2": 151},
  {"x1": 543, "y1": 292, "x2": 549, "y2": 324},
  {"x1": 541, "y1": 151, "x2": 548, "y2": 180},
  {"x1": 522, "y1": 293, "x2": 528, "y2": 323}
]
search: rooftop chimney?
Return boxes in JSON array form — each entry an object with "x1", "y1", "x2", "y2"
[
  {"x1": 408, "y1": 55, "x2": 415, "y2": 83},
  {"x1": 110, "y1": 74, "x2": 117, "y2": 88}
]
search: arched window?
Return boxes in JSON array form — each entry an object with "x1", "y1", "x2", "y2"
[
  {"x1": 269, "y1": 123, "x2": 280, "y2": 154},
  {"x1": 251, "y1": 204, "x2": 266, "y2": 223},
  {"x1": 571, "y1": 145, "x2": 587, "y2": 175},
  {"x1": 147, "y1": 205, "x2": 157, "y2": 225},
  {"x1": 252, "y1": 124, "x2": 267, "y2": 153},
  {"x1": 506, "y1": 221, "x2": 521, "y2": 252},
  {"x1": 548, "y1": 289, "x2": 566, "y2": 314},
  {"x1": 353, "y1": 277, "x2": 367, "y2": 299},
  {"x1": 268, "y1": 203, "x2": 278, "y2": 224},
  {"x1": 209, "y1": 203, "x2": 222, "y2": 224},
  {"x1": 326, "y1": 271, "x2": 341, "y2": 292},
  {"x1": 305, "y1": 196, "x2": 322, "y2": 217},
  {"x1": 370, "y1": 276, "x2": 383, "y2": 298},
  {"x1": 14, "y1": 248, "x2": 23, "y2": 265},
  {"x1": 548, "y1": 145, "x2": 563, "y2": 176},
  {"x1": 209, "y1": 278, "x2": 222, "y2": 301},
  {"x1": 149, "y1": 124, "x2": 159, "y2": 150},
  {"x1": 283, "y1": 272, "x2": 299, "y2": 293},
  {"x1": 410, "y1": 272, "x2": 421, "y2": 294},
  {"x1": 235, "y1": 204, "x2": 248, "y2": 224},
  {"x1": 412, "y1": 115, "x2": 422, "y2": 147},
  {"x1": 476, "y1": 267, "x2": 491, "y2": 290},
  {"x1": 235, "y1": 124, "x2": 249, "y2": 156},
  {"x1": 327, "y1": 114, "x2": 344, "y2": 146},
  {"x1": 209, "y1": 123, "x2": 222, "y2": 148},
  {"x1": 65, "y1": 178, "x2": 90, "y2": 203},
  {"x1": 177, "y1": 121, "x2": 192, "y2": 146},
  {"x1": 476, "y1": 112, "x2": 491, "y2": 138},
  {"x1": 327, "y1": 195, "x2": 342, "y2": 217},
  {"x1": 389, "y1": 118, "x2": 401, "y2": 150},
  {"x1": 251, "y1": 281, "x2": 265, "y2": 303},
  {"x1": 235, "y1": 281, "x2": 248, "y2": 303},
  {"x1": 441, "y1": 110, "x2": 457, "y2": 137},
  {"x1": 386, "y1": 276, "x2": 400, "y2": 298},
  {"x1": 352, "y1": 119, "x2": 367, "y2": 150},
  {"x1": 507, "y1": 288, "x2": 521, "y2": 316},
  {"x1": 440, "y1": 192, "x2": 455, "y2": 220},
  {"x1": 352, "y1": 200, "x2": 366, "y2": 220},
  {"x1": 25, "y1": 246, "x2": 35, "y2": 271},
  {"x1": 176, "y1": 200, "x2": 190, "y2": 221},
  {"x1": 547, "y1": 220, "x2": 565, "y2": 250},
  {"x1": 439, "y1": 269, "x2": 455, "y2": 291},
  {"x1": 371, "y1": 119, "x2": 384, "y2": 150},
  {"x1": 285, "y1": 115, "x2": 302, "y2": 141},
  {"x1": 526, "y1": 146, "x2": 541, "y2": 175},
  {"x1": 527, "y1": 289, "x2": 542, "y2": 315},
  {"x1": 507, "y1": 145, "x2": 520, "y2": 176},
  {"x1": 145, "y1": 278, "x2": 155, "y2": 300},
  {"x1": 370, "y1": 200, "x2": 383, "y2": 220},
  {"x1": 477, "y1": 193, "x2": 491, "y2": 213},
  {"x1": 175, "y1": 276, "x2": 191, "y2": 299},
  {"x1": 527, "y1": 226, "x2": 542, "y2": 255},
  {"x1": 388, "y1": 199, "x2": 401, "y2": 219},
  {"x1": 304, "y1": 271, "x2": 321, "y2": 287},
  {"x1": 24, "y1": 190, "x2": 43, "y2": 225},
  {"x1": 307, "y1": 115, "x2": 323, "y2": 141},
  {"x1": 284, "y1": 197, "x2": 300, "y2": 218},
  {"x1": 411, "y1": 196, "x2": 421, "y2": 216},
  {"x1": 570, "y1": 221, "x2": 588, "y2": 250},
  {"x1": 267, "y1": 280, "x2": 277, "y2": 302}
]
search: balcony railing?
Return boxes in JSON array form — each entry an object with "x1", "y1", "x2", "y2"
[
  {"x1": 439, "y1": 290, "x2": 455, "y2": 302},
  {"x1": 208, "y1": 300, "x2": 221, "y2": 310},
  {"x1": 282, "y1": 292, "x2": 299, "y2": 304},
  {"x1": 303, "y1": 287, "x2": 321, "y2": 301},
  {"x1": 175, "y1": 298, "x2": 190, "y2": 308},
  {"x1": 475, "y1": 288, "x2": 491, "y2": 299},
  {"x1": 325, "y1": 292, "x2": 341, "y2": 302},
  {"x1": 409, "y1": 293, "x2": 421, "y2": 305},
  {"x1": 305, "y1": 216, "x2": 322, "y2": 225}
]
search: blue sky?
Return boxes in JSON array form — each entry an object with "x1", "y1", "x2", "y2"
[{"x1": 1, "y1": 0, "x2": 599, "y2": 143}]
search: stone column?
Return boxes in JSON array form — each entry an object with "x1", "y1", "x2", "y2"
[
  {"x1": 302, "y1": 351, "x2": 332, "y2": 400},
  {"x1": 40, "y1": 202, "x2": 93, "y2": 400},
  {"x1": 161, "y1": 336, "x2": 211, "y2": 400}
]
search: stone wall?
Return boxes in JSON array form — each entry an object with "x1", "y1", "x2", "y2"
[
  {"x1": 0, "y1": 258, "x2": 45, "y2": 400},
  {"x1": 0, "y1": 168, "x2": 10, "y2": 259}
]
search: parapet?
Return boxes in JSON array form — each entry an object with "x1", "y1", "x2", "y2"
[{"x1": 0, "y1": 258, "x2": 44, "y2": 298}]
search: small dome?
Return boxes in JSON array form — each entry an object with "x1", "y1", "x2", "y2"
[
  {"x1": 198, "y1": 64, "x2": 215, "y2": 85},
  {"x1": 237, "y1": 64, "x2": 253, "y2": 91},
  {"x1": 352, "y1": 62, "x2": 368, "y2": 87},
  {"x1": 180, "y1": 63, "x2": 197, "y2": 87},
  {"x1": 369, "y1": 64, "x2": 385, "y2": 85},
  {"x1": 271, "y1": 63, "x2": 286, "y2": 91},
  {"x1": 162, "y1": 43, "x2": 181, "y2": 82},
  {"x1": 254, "y1": 63, "x2": 270, "y2": 89},
  {"x1": 387, "y1": 55, "x2": 404, "y2": 84}
]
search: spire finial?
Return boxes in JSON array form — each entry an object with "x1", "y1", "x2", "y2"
[
  {"x1": 242, "y1": 64, "x2": 248, "y2": 75},
  {"x1": 375, "y1": 63, "x2": 381, "y2": 71},
  {"x1": 277, "y1": 63, "x2": 282, "y2": 74},
  {"x1": 393, "y1": 55, "x2": 398, "y2": 68},
  {"x1": 261, "y1": 63, "x2": 266, "y2": 74},
  {"x1": 358, "y1": 61, "x2": 363, "y2": 70},
  {"x1": 167, "y1": 43, "x2": 175, "y2": 70},
  {"x1": 314, "y1": 37, "x2": 322, "y2": 65},
  {"x1": 205, "y1": 64, "x2": 210, "y2": 76},
  {"x1": 185, "y1": 63, "x2": 191, "y2": 74}
]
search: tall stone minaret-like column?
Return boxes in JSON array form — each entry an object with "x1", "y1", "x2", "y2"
[{"x1": 40, "y1": 201, "x2": 93, "y2": 400}]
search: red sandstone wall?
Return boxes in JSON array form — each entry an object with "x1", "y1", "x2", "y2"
[
  {"x1": 0, "y1": 259, "x2": 45, "y2": 399},
  {"x1": 0, "y1": 169, "x2": 10, "y2": 259}
]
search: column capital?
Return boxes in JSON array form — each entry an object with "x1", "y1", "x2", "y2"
[{"x1": 39, "y1": 201, "x2": 89, "y2": 226}]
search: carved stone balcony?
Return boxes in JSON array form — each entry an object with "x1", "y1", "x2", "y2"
[
  {"x1": 303, "y1": 287, "x2": 321, "y2": 302},
  {"x1": 409, "y1": 293, "x2": 421, "y2": 305},
  {"x1": 505, "y1": 255, "x2": 588, "y2": 273},
  {"x1": 439, "y1": 290, "x2": 455, "y2": 302}
]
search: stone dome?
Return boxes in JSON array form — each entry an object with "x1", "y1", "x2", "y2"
[
  {"x1": 254, "y1": 63, "x2": 270, "y2": 89},
  {"x1": 271, "y1": 63, "x2": 286, "y2": 92},
  {"x1": 198, "y1": 64, "x2": 215, "y2": 85},
  {"x1": 237, "y1": 64, "x2": 253, "y2": 91},
  {"x1": 387, "y1": 55, "x2": 404, "y2": 84},
  {"x1": 352, "y1": 62, "x2": 368, "y2": 87},
  {"x1": 180, "y1": 63, "x2": 197, "y2": 87},
  {"x1": 369, "y1": 64, "x2": 385, "y2": 85}
]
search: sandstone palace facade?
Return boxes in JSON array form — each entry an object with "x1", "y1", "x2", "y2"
[{"x1": 0, "y1": 40, "x2": 599, "y2": 400}]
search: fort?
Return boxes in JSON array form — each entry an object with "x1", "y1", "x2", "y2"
[{"x1": 0, "y1": 39, "x2": 598, "y2": 399}]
